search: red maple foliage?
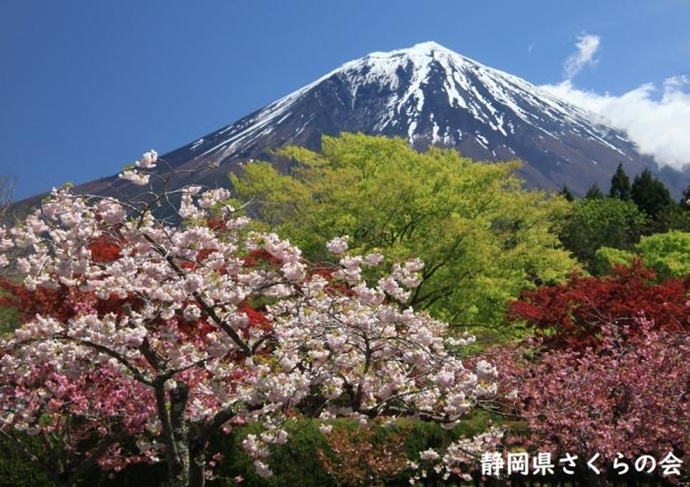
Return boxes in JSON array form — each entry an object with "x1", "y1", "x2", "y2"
[
  {"x1": 87, "y1": 235, "x2": 123, "y2": 263},
  {"x1": 0, "y1": 279, "x2": 134, "y2": 325},
  {"x1": 507, "y1": 261, "x2": 690, "y2": 349},
  {"x1": 317, "y1": 422, "x2": 411, "y2": 487}
]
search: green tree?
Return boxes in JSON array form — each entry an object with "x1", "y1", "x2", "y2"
[
  {"x1": 594, "y1": 231, "x2": 690, "y2": 278},
  {"x1": 592, "y1": 246, "x2": 634, "y2": 275},
  {"x1": 630, "y1": 168, "x2": 675, "y2": 233},
  {"x1": 668, "y1": 185, "x2": 690, "y2": 231},
  {"x1": 559, "y1": 197, "x2": 646, "y2": 272},
  {"x1": 231, "y1": 133, "x2": 577, "y2": 330},
  {"x1": 681, "y1": 185, "x2": 690, "y2": 210},
  {"x1": 559, "y1": 185, "x2": 574, "y2": 202},
  {"x1": 584, "y1": 183, "x2": 604, "y2": 199},
  {"x1": 608, "y1": 162, "x2": 631, "y2": 200},
  {"x1": 634, "y1": 231, "x2": 690, "y2": 279}
]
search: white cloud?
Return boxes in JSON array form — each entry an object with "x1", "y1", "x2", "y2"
[
  {"x1": 542, "y1": 76, "x2": 690, "y2": 170},
  {"x1": 563, "y1": 34, "x2": 601, "y2": 79}
]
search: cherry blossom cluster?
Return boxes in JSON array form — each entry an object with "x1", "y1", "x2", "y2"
[
  {"x1": 0, "y1": 151, "x2": 500, "y2": 485},
  {"x1": 413, "y1": 426, "x2": 505, "y2": 482},
  {"x1": 118, "y1": 149, "x2": 158, "y2": 186},
  {"x1": 493, "y1": 318, "x2": 689, "y2": 477}
]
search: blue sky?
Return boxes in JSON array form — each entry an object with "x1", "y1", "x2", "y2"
[{"x1": 2, "y1": 0, "x2": 689, "y2": 200}]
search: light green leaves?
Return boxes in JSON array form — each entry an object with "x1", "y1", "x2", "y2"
[{"x1": 232, "y1": 134, "x2": 578, "y2": 329}]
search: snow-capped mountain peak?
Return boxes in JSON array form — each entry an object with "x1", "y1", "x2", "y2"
[
  {"x1": 331, "y1": 41, "x2": 617, "y2": 147},
  {"x1": 73, "y1": 42, "x2": 688, "y2": 200}
]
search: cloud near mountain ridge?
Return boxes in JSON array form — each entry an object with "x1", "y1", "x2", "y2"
[{"x1": 543, "y1": 35, "x2": 690, "y2": 172}]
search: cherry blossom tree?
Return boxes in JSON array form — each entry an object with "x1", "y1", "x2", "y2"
[
  {"x1": 494, "y1": 284, "x2": 690, "y2": 486},
  {"x1": 497, "y1": 322, "x2": 689, "y2": 484},
  {"x1": 0, "y1": 352, "x2": 155, "y2": 487},
  {"x1": 483, "y1": 263, "x2": 690, "y2": 485},
  {"x1": 0, "y1": 151, "x2": 499, "y2": 487}
]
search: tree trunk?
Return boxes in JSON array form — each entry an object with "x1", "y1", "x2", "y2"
[
  {"x1": 188, "y1": 442, "x2": 207, "y2": 487},
  {"x1": 157, "y1": 381, "x2": 193, "y2": 487}
]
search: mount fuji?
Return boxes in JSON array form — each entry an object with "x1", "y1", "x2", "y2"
[{"x1": 46, "y1": 42, "x2": 690, "y2": 200}]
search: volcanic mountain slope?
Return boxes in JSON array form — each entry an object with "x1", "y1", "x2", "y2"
[{"x1": 62, "y1": 42, "x2": 690, "y2": 199}]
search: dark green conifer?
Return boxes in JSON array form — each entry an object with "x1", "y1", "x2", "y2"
[
  {"x1": 608, "y1": 162, "x2": 631, "y2": 200},
  {"x1": 631, "y1": 169, "x2": 675, "y2": 233},
  {"x1": 584, "y1": 183, "x2": 604, "y2": 200},
  {"x1": 631, "y1": 169, "x2": 673, "y2": 217},
  {"x1": 680, "y1": 185, "x2": 690, "y2": 210},
  {"x1": 559, "y1": 184, "x2": 574, "y2": 202}
]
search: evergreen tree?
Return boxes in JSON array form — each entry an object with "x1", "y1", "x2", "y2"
[
  {"x1": 630, "y1": 169, "x2": 675, "y2": 233},
  {"x1": 668, "y1": 185, "x2": 690, "y2": 231},
  {"x1": 681, "y1": 185, "x2": 690, "y2": 210},
  {"x1": 608, "y1": 162, "x2": 631, "y2": 200},
  {"x1": 584, "y1": 183, "x2": 604, "y2": 200},
  {"x1": 559, "y1": 198, "x2": 646, "y2": 272},
  {"x1": 559, "y1": 184, "x2": 574, "y2": 202}
]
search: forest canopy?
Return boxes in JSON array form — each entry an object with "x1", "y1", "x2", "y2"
[{"x1": 231, "y1": 133, "x2": 578, "y2": 329}]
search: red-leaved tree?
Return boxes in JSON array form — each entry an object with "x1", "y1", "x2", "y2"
[{"x1": 507, "y1": 261, "x2": 690, "y2": 350}]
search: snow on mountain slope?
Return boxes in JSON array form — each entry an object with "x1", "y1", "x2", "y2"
[
  {"x1": 186, "y1": 43, "x2": 613, "y2": 150},
  {"x1": 73, "y1": 41, "x2": 689, "y2": 200}
]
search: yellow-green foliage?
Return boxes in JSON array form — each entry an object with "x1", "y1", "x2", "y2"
[
  {"x1": 593, "y1": 246, "x2": 634, "y2": 275},
  {"x1": 231, "y1": 133, "x2": 577, "y2": 329},
  {"x1": 597, "y1": 231, "x2": 690, "y2": 278},
  {"x1": 636, "y1": 231, "x2": 690, "y2": 278}
]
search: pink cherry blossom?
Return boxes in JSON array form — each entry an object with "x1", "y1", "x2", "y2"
[{"x1": 0, "y1": 151, "x2": 499, "y2": 487}]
